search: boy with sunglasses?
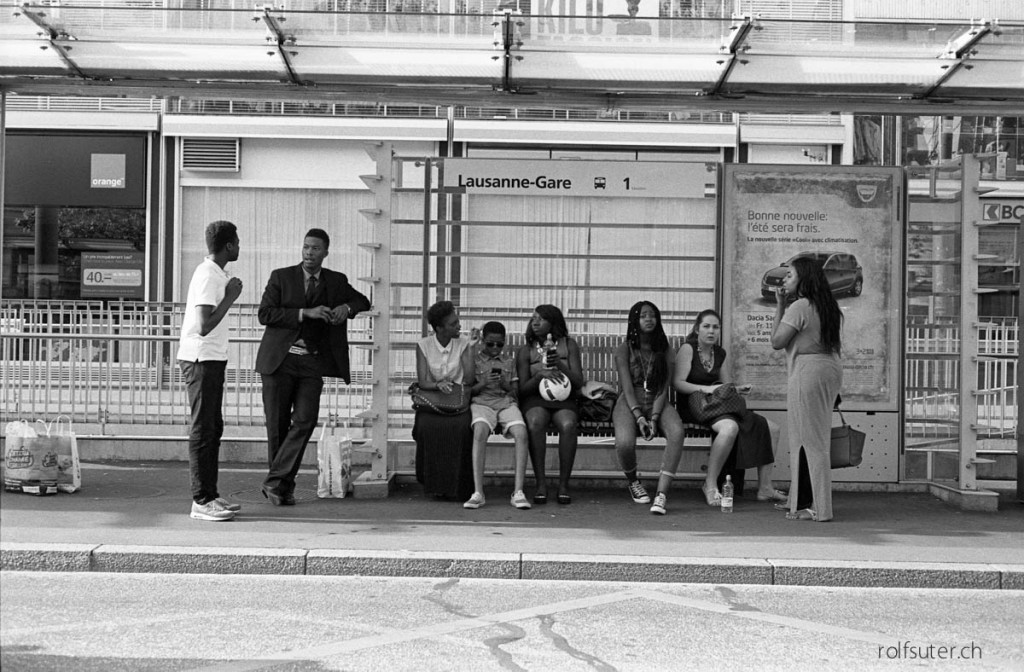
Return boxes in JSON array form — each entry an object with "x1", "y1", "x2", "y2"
[{"x1": 464, "y1": 321, "x2": 531, "y2": 510}]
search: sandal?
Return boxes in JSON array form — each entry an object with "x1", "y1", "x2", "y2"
[
  {"x1": 757, "y1": 489, "x2": 789, "y2": 502},
  {"x1": 785, "y1": 508, "x2": 818, "y2": 521},
  {"x1": 557, "y1": 493, "x2": 572, "y2": 505},
  {"x1": 532, "y1": 492, "x2": 548, "y2": 505},
  {"x1": 701, "y1": 483, "x2": 722, "y2": 507}
]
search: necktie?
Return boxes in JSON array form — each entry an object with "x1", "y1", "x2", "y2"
[{"x1": 306, "y1": 275, "x2": 317, "y2": 306}]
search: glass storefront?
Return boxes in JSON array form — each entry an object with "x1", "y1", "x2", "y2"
[{"x1": 2, "y1": 206, "x2": 146, "y2": 301}]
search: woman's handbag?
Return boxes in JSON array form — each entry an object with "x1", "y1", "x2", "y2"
[
  {"x1": 830, "y1": 406, "x2": 866, "y2": 468},
  {"x1": 408, "y1": 382, "x2": 470, "y2": 416},
  {"x1": 687, "y1": 383, "x2": 747, "y2": 424},
  {"x1": 577, "y1": 380, "x2": 617, "y2": 423},
  {"x1": 578, "y1": 393, "x2": 617, "y2": 422}
]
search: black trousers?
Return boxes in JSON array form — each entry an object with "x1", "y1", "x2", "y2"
[{"x1": 261, "y1": 353, "x2": 325, "y2": 495}]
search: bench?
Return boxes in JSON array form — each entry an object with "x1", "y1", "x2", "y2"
[
  {"x1": 395, "y1": 330, "x2": 745, "y2": 483},
  {"x1": 552, "y1": 332, "x2": 713, "y2": 440},
  {"x1": 473, "y1": 332, "x2": 719, "y2": 482}
]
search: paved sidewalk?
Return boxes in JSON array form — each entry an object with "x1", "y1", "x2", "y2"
[{"x1": 1, "y1": 462, "x2": 1022, "y2": 589}]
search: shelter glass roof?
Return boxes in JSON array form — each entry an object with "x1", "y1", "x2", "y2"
[{"x1": 1, "y1": 1, "x2": 1022, "y2": 114}]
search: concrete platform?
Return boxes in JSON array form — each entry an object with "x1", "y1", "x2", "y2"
[{"x1": 1, "y1": 461, "x2": 1022, "y2": 589}]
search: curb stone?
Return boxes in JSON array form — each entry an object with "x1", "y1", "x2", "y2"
[
  {"x1": 0, "y1": 542, "x2": 97, "y2": 572},
  {"x1": 90, "y1": 545, "x2": 308, "y2": 575},
  {"x1": 768, "y1": 559, "x2": 1003, "y2": 590},
  {"x1": 4, "y1": 543, "x2": 1022, "y2": 590},
  {"x1": 307, "y1": 549, "x2": 521, "y2": 579},
  {"x1": 520, "y1": 554, "x2": 772, "y2": 584}
]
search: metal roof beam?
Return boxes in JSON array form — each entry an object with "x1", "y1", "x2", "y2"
[
  {"x1": 255, "y1": 5, "x2": 303, "y2": 87},
  {"x1": 921, "y1": 19, "x2": 997, "y2": 100},
  {"x1": 14, "y1": 1, "x2": 90, "y2": 80},
  {"x1": 5, "y1": 78, "x2": 1024, "y2": 116},
  {"x1": 491, "y1": 10, "x2": 523, "y2": 94},
  {"x1": 708, "y1": 15, "x2": 757, "y2": 98}
]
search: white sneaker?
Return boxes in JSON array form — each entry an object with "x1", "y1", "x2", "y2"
[
  {"x1": 650, "y1": 493, "x2": 667, "y2": 515},
  {"x1": 510, "y1": 490, "x2": 532, "y2": 509},
  {"x1": 628, "y1": 480, "x2": 651, "y2": 504},
  {"x1": 463, "y1": 492, "x2": 486, "y2": 509},
  {"x1": 190, "y1": 500, "x2": 235, "y2": 521},
  {"x1": 214, "y1": 497, "x2": 241, "y2": 512}
]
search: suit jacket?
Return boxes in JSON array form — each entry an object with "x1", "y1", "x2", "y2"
[{"x1": 255, "y1": 264, "x2": 371, "y2": 382}]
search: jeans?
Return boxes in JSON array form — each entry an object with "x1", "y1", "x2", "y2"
[
  {"x1": 180, "y1": 360, "x2": 226, "y2": 505},
  {"x1": 612, "y1": 392, "x2": 686, "y2": 476}
]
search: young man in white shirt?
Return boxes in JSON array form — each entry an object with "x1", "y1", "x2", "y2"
[{"x1": 178, "y1": 220, "x2": 243, "y2": 521}]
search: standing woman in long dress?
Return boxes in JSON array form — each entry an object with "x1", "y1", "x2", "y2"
[{"x1": 770, "y1": 256, "x2": 843, "y2": 522}]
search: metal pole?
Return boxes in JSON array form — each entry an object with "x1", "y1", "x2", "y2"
[
  {"x1": 368, "y1": 141, "x2": 394, "y2": 490},
  {"x1": 1017, "y1": 212, "x2": 1023, "y2": 503},
  {"x1": 0, "y1": 91, "x2": 6, "y2": 299},
  {"x1": 958, "y1": 155, "x2": 981, "y2": 492},
  {"x1": 34, "y1": 207, "x2": 60, "y2": 299},
  {"x1": 421, "y1": 158, "x2": 432, "y2": 337}
]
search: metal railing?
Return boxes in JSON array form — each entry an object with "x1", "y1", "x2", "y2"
[
  {"x1": 0, "y1": 301, "x2": 374, "y2": 432},
  {"x1": 904, "y1": 316, "x2": 1018, "y2": 450},
  {"x1": 167, "y1": 99, "x2": 736, "y2": 124},
  {"x1": 3, "y1": 300, "x2": 1018, "y2": 456},
  {"x1": 4, "y1": 96, "x2": 166, "y2": 113}
]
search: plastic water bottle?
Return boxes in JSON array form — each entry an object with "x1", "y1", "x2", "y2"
[
  {"x1": 543, "y1": 334, "x2": 556, "y2": 368},
  {"x1": 721, "y1": 475, "x2": 734, "y2": 513}
]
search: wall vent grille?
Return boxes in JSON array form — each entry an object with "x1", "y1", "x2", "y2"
[{"x1": 182, "y1": 137, "x2": 240, "y2": 172}]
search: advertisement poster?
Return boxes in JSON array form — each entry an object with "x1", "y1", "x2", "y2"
[
  {"x1": 721, "y1": 165, "x2": 902, "y2": 411},
  {"x1": 80, "y1": 252, "x2": 145, "y2": 299}
]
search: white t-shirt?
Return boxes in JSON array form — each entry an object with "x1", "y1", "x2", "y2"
[{"x1": 178, "y1": 257, "x2": 231, "y2": 362}]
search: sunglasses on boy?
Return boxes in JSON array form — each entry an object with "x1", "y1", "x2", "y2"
[{"x1": 482, "y1": 340, "x2": 505, "y2": 348}]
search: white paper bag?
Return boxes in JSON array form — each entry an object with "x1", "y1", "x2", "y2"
[
  {"x1": 317, "y1": 422, "x2": 352, "y2": 499},
  {"x1": 50, "y1": 416, "x2": 82, "y2": 493}
]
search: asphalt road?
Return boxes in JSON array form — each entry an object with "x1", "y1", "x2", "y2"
[{"x1": 2, "y1": 572, "x2": 1022, "y2": 672}]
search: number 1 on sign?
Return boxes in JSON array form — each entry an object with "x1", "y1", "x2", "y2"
[{"x1": 623, "y1": 178, "x2": 630, "y2": 189}]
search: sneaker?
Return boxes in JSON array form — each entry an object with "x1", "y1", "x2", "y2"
[
  {"x1": 190, "y1": 500, "x2": 235, "y2": 521},
  {"x1": 628, "y1": 480, "x2": 651, "y2": 504},
  {"x1": 510, "y1": 490, "x2": 532, "y2": 509},
  {"x1": 463, "y1": 492, "x2": 486, "y2": 509},
  {"x1": 650, "y1": 493, "x2": 667, "y2": 515},
  {"x1": 214, "y1": 497, "x2": 242, "y2": 512}
]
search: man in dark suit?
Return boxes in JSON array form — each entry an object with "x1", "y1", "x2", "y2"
[{"x1": 255, "y1": 228, "x2": 371, "y2": 505}]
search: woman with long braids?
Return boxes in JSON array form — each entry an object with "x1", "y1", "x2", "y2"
[
  {"x1": 770, "y1": 256, "x2": 844, "y2": 522},
  {"x1": 612, "y1": 301, "x2": 686, "y2": 515}
]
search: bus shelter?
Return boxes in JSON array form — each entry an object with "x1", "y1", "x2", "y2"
[{"x1": 1, "y1": 4, "x2": 1022, "y2": 507}]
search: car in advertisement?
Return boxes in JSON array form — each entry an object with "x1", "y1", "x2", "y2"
[{"x1": 761, "y1": 251, "x2": 863, "y2": 301}]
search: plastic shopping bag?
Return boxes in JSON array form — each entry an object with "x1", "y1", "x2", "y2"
[
  {"x1": 317, "y1": 422, "x2": 352, "y2": 499},
  {"x1": 50, "y1": 416, "x2": 82, "y2": 493},
  {"x1": 3, "y1": 420, "x2": 58, "y2": 495}
]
